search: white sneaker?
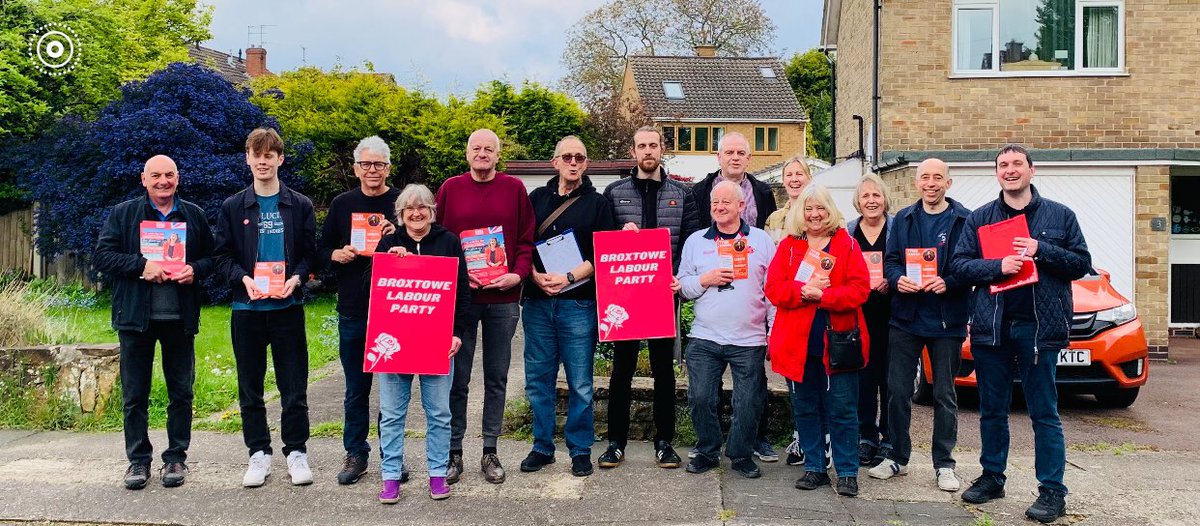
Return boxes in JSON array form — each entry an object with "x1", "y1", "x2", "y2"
[
  {"x1": 936, "y1": 467, "x2": 961, "y2": 491},
  {"x1": 243, "y1": 451, "x2": 272, "y2": 487},
  {"x1": 287, "y1": 451, "x2": 314, "y2": 486},
  {"x1": 867, "y1": 458, "x2": 908, "y2": 480}
]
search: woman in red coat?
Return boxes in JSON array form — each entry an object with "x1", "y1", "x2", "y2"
[{"x1": 765, "y1": 184, "x2": 871, "y2": 497}]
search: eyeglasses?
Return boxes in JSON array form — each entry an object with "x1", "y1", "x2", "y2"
[
  {"x1": 356, "y1": 161, "x2": 390, "y2": 171},
  {"x1": 558, "y1": 153, "x2": 587, "y2": 164}
]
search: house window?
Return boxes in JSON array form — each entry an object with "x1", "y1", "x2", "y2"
[
  {"x1": 663, "y1": 81, "x2": 685, "y2": 99},
  {"x1": 952, "y1": 0, "x2": 1124, "y2": 76},
  {"x1": 753, "y1": 127, "x2": 779, "y2": 153},
  {"x1": 694, "y1": 127, "x2": 710, "y2": 153},
  {"x1": 678, "y1": 127, "x2": 692, "y2": 151},
  {"x1": 711, "y1": 127, "x2": 724, "y2": 151},
  {"x1": 662, "y1": 126, "x2": 676, "y2": 150}
]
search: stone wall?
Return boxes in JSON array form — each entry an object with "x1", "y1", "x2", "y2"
[{"x1": 0, "y1": 344, "x2": 120, "y2": 414}]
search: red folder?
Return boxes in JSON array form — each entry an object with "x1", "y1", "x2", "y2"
[{"x1": 978, "y1": 215, "x2": 1039, "y2": 294}]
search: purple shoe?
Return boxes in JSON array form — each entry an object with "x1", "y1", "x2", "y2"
[
  {"x1": 378, "y1": 480, "x2": 400, "y2": 504},
  {"x1": 429, "y1": 476, "x2": 450, "y2": 500}
]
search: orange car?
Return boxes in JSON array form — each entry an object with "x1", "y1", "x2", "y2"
[{"x1": 916, "y1": 269, "x2": 1149, "y2": 408}]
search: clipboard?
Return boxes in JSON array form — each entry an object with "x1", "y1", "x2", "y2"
[{"x1": 536, "y1": 228, "x2": 588, "y2": 293}]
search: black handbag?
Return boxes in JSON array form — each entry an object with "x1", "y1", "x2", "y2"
[{"x1": 826, "y1": 318, "x2": 865, "y2": 371}]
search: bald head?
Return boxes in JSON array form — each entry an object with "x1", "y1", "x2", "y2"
[
  {"x1": 141, "y1": 155, "x2": 179, "y2": 206},
  {"x1": 466, "y1": 129, "x2": 501, "y2": 179},
  {"x1": 915, "y1": 157, "x2": 952, "y2": 208},
  {"x1": 143, "y1": 155, "x2": 178, "y2": 175}
]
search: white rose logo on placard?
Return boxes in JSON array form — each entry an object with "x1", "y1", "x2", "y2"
[
  {"x1": 599, "y1": 304, "x2": 630, "y2": 340},
  {"x1": 366, "y1": 332, "x2": 401, "y2": 371},
  {"x1": 27, "y1": 23, "x2": 79, "y2": 76}
]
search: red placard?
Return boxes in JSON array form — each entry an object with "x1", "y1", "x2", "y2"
[
  {"x1": 593, "y1": 228, "x2": 676, "y2": 342},
  {"x1": 979, "y1": 214, "x2": 1040, "y2": 294},
  {"x1": 365, "y1": 253, "x2": 459, "y2": 375}
]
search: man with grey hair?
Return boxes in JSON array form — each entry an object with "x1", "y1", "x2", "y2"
[
  {"x1": 689, "y1": 131, "x2": 779, "y2": 462},
  {"x1": 436, "y1": 128, "x2": 535, "y2": 484},
  {"x1": 677, "y1": 179, "x2": 776, "y2": 478},
  {"x1": 318, "y1": 135, "x2": 399, "y2": 484}
]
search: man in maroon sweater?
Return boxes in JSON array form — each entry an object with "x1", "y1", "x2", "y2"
[{"x1": 435, "y1": 128, "x2": 535, "y2": 484}]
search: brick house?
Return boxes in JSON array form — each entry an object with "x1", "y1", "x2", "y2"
[
  {"x1": 187, "y1": 44, "x2": 272, "y2": 84},
  {"x1": 620, "y1": 46, "x2": 808, "y2": 181},
  {"x1": 822, "y1": 0, "x2": 1200, "y2": 358}
]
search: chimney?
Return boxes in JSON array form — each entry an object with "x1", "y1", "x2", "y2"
[
  {"x1": 694, "y1": 44, "x2": 717, "y2": 57},
  {"x1": 245, "y1": 47, "x2": 269, "y2": 77}
]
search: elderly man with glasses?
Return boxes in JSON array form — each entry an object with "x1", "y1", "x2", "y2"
[{"x1": 318, "y1": 136, "x2": 400, "y2": 485}]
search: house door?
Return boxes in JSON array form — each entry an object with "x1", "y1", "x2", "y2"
[{"x1": 1169, "y1": 171, "x2": 1200, "y2": 325}]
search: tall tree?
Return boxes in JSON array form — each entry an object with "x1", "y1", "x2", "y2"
[
  {"x1": 560, "y1": 0, "x2": 776, "y2": 105},
  {"x1": 475, "y1": 80, "x2": 587, "y2": 160},
  {"x1": 785, "y1": 49, "x2": 833, "y2": 162}
]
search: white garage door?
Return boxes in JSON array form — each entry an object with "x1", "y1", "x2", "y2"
[{"x1": 943, "y1": 165, "x2": 1135, "y2": 299}]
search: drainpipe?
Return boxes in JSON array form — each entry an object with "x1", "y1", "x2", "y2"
[
  {"x1": 823, "y1": 48, "x2": 837, "y2": 162},
  {"x1": 870, "y1": 0, "x2": 882, "y2": 171},
  {"x1": 852, "y1": 115, "x2": 865, "y2": 160}
]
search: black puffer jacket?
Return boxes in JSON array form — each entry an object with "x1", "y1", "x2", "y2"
[
  {"x1": 603, "y1": 168, "x2": 699, "y2": 272},
  {"x1": 950, "y1": 185, "x2": 1092, "y2": 349},
  {"x1": 691, "y1": 169, "x2": 776, "y2": 229}
]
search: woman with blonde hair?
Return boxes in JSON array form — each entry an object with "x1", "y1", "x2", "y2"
[
  {"x1": 847, "y1": 174, "x2": 894, "y2": 467},
  {"x1": 764, "y1": 156, "x2": 813, "y2": 242},
  {"x1": 765, "y1": 184, "x2": 870, "y2": 497}
]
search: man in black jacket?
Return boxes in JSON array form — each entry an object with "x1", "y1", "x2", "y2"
[
  {"x1": 688, "y1": 131, "x2": 778, "y2": 462},
  {"x1": 871, "y1": 158, "x2": 970, "y2": 492},
  {"x1": 94, "y1": 154, "x2": 215, "y2": 490},
  {"x1": 951, "y1": 145, "x2": 1091, "y2": 523},
  {"x1": 598, "y1": 126, "x2": 698, "y2": 470},
  {"x1": 215, "y1": 127, "x2": 317, "y2": 488},
  {"x1": 317, "y1": 136, "x2": 399, "y2": 485}
]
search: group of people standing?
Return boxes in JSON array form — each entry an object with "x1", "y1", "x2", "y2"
[{"x1": 98, "y1": 123, "x2": 1088, "y2": 524}]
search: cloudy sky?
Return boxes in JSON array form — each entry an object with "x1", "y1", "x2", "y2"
[{"x1": 201, "y1": 0, "x2": 824, "y2": 97}]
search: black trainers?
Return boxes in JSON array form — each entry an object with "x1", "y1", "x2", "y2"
[
  {"x1": 730, "y1": 457, "x2": 762, "y2": 478},
  {"x1": 446, "y1": 452, "x2": 463, "y2": 485},
  {"x1": 858, "y1": 443, "x2": 878, "y2": 466},
  {"x1": 836, "y1": 476, "x2": 859, "y2": 497},
  {"x1": 794, "y1": 471, "x2": 832, "y2": 490},
  {"x1": 400, "y1": 464, "x2": 409, "y2": 483},
  {"x1": 520, "y1": 451, "x2": 555, "y2": 472},
  {"x1": 962, "y1": 473, "x2": 1006, "y2": 504},
  {"x1": 160, "y1": 461, "x2": 187, "y2": 488},
  {"x1": 685, "y1": 454, "x2": 720, "y2": 474},
  {"x1": 337, "y1": 454, "x2": 368, "y2": 485},
  {"x1": 124, "y1": 462, "x2": 150, "y2": 490},
  {"x1": 785, "y1": 436, "x2": 804, "y2": 466},
  {"x1": 597, "y1": 443, "x2": 624, "y2": 469},
  {"x1": 570, "y1": 455, "x2": 593, "y2": 477},
  {"x1": 654, "y1": 440, "x2": 681, "y2": 469},
  {"x1": 1025, "y1": 486, "x2": 1067, "y2": 523}
]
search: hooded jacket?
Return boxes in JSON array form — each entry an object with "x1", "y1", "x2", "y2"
[
  {"x1": 375, "y1": 223, "x2": 472, "y2": 338},
  {"x1": 525, "y1": 175, "x2": 616, "y2": 301}
]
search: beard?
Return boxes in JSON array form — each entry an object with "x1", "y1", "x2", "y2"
[{"x1": 638, "y1": 157, "x2": 660, "y2": 174}]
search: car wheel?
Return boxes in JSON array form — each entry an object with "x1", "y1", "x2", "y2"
[
  {"x1": 1094, "y1": 387, "x2": 1140, "y2": 408},
  {"x1": 913, "y1": 357, "x2": 934, "y2": 406}
]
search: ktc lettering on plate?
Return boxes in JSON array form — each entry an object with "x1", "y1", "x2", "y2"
[{"x1": 365, "y1": 253, "x2": 459, "y2": 375}]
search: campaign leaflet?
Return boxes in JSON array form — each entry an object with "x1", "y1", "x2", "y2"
[
  {"x1": 253, "y1": 261, "x2": 286, "y2": 297},
  {"x1": 716, "y1": 236, "x2": 750, "y2": 280},
  {"x1": 979, "y1": 214, "x2": 1040, "y2": 294},
  {"x1": 139, "y1": 221, "x2": 186, "y2": 275},
  {"x1": 794, "y1": 247, "x2": 837, "y2": 283},
  {"x1": 350, "y1": 213, "x2": 386, "y2": 255},
  {"x1": 460, "y1": 226, "x2": 508, "y2": 284},
  {"x1": 364, "y1": 253, "x2": 458, "y2": 375},
  {"x1": 905, "y1": 248, "x2": 938, "y2": 287},
  {"x1": 593, "y1": 229, "x2": 676, "y2": 342},
  {"x1": 862, "y1": 251, "x2": 884, "y2": 287}
]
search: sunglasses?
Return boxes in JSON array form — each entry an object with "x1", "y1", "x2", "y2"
[
  {"x1": 356, "y1": 161, "x2": 390, "y2": 171},
  {"x1": 558, "y1": 153, "x2": 587, "y2": 164}
]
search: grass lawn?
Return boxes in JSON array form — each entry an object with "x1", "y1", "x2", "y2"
[{"x1": 2, "y1": 294, "x2": 340, "y2": 431}]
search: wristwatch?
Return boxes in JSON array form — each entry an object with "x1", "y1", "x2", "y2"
[{"x1": 566, "y1": 272, "x2": 577, "y2": 284}]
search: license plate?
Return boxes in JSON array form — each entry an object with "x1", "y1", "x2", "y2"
[{"x1": 1058, "y1": 349, "x2": 1091, "y2": 366}]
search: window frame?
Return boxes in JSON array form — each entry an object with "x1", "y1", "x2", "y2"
[
  {"x1": 753, "y1": 126, "x2": 780, "y2": 153},
  {"x1": 950, "y1": 0, "x2": 1126, "y2": 78},
  {"x1": 663, "y1": 81, "x2": 685, "y2": 99}
]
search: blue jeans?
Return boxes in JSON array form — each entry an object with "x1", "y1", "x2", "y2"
[
  {"x1": 522, "y1": 298, "x2": 597, "y2": 457},
  {"x1": 378, "y1": 371, "x2": 453, "y2": 481},
  {"x1": 686, "y1": 339, "x2": 766, "y2": 462},
  {"x1": 790, "y1": 357, "x2": 860, "y2": 478},
  {"x1": 338, "y1": 316, "x2": 374, "y2": 459},
  {"x1": 973, "y1": 319, "x2": 1067, "y2": 494}
]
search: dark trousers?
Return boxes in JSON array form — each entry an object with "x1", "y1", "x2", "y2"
[
  {"x1": 338, "y1": 315, "x2": 374, "y2": 459},
  {"x1": 886, "y1": 327, "x2": 962, "y2": 469},
  {"x1": 118, "y1": 320, "x2": 195, "y2": 464},
  {"x1": 974, "y1": 319, "x2": 1067, "y2": 494},
  {"x1": 858, "y1": 310, "x2": 890, "y2": 447},
  {"x1": 790, "y1": 357, "x2": 860, "y2": 478},
  {"x1": 231, "y1": 305, "x2": 309, "y2": 457},
  {"x1": 607, "y1": 337, "x2": 676, "y2": 448},
  {"x1": 686, "y1": 339, "x2": 766, "y2": 461},
  {"x1": 450, "y1": 301, "x2": 519, "y2": 451}
]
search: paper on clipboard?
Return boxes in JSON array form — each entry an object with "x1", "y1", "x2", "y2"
[{"x1": 536, "y1": 228, "x2": 588, "y2": 293}]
